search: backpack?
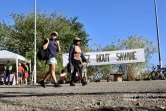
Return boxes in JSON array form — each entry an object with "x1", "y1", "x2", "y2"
[{"x1": 37, "y1": 46, "x2": 48, "y2": 60}]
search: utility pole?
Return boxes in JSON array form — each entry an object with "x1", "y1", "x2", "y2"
[
  {"x1": 154, "y1": 0, "x2": 162, "y2": 68},
  {"x1": 34, "y1": 0, "x2": 37, "y2": 83}
]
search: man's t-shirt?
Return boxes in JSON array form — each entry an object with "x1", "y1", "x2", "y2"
[
  {"x1": 18, "y1": 66, "x2": 24, "y2": 72},
  {"x1": 4, "y1": 63, "x2": 12, "y2": 70}
]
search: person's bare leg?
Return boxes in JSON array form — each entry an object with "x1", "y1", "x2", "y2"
[
  {"x1": 20, "y1": 77, "x2": 22, "y2": 85},
  {"x1": 50, "y1": 63, "x2": 61, "y2": 87},
  {"x1": 18, "y1": 77, "x2": 20, "y2": 85},
  {"x1": 84, "y1": 73, "x2": 89, "y2": 83},
  {"x1": 82, "y1": 73, "x2": 86, "y2": 81},
  {"x1": 49, "y1": 64, "x2": 57, "y2": 83},
  {"x1": 43, "y1": 71, "x2": 51, "y2": 82},
  {"x1": 25, "y1": 78, "x2": 27, "y2": 85},
  {"x1": 84, "y1": 73, "x2": 87, "y2": 81}
]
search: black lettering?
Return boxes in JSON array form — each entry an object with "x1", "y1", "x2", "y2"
[
  {"x1": 85, "y1": 54, "x2": 90, "y2": 63},
  {"x1": 122, "y1": 52, "x2": 127, "y2": 60},
  {"x1": 107, "y1": 53, "x2": 110, "y2": 62},
  {"x1": 117, "y1": 51, "x2": 137, "y2": 61},
  {"x1": 116, "y1": 53, "x2": 120, "y2": 61},
  {"x1": 127, "y1": 52, "x2": 132, "y2": 60},
  {"x1": 132, "y1": 51, "x2": 137, "y2": 60},
  {"x1": 119, "y1": 53, "x2": 123, "y2": 61},
  {"x1": 96, "y1": 54, "x2": 99, "y2": 62},
  {"x1": 101, "y1": 54, "x2": 104, "y2": 62},
  {"x1": 96, "y1": 53, "x2": 110, "y2": 62}
]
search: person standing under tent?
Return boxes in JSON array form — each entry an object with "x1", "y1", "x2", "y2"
[
  {"x1": 22, "y1": 62, "x2": 29, "y2": 85},
  {"x1": 4, "y1": 60, "x2": 12, "y2": 85},
  {"x1": 18, "y1": 63, "x2": 24, "y2": 85}
]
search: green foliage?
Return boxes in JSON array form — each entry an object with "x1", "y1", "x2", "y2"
[
  {"x1": 103, "y1": 36, "x2": 157, "y2": 80},
  {"x1": 0, "y1": 11, "x2": 89, "y2": 76},
  {"x1": 139, "y1": 71, "x2": 151, "y2": 80}
]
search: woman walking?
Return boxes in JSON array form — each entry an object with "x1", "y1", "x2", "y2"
[
  {"x1": 39, "y1": 31, "x2": 61, "y2": 87},
  {"x1": 69, "y1": 37, "x2": 88, "y2": 86}
]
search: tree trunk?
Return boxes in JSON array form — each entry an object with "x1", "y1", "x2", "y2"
[{"x1": 127, "y1": 67, "x2": 136, "y2": 81}]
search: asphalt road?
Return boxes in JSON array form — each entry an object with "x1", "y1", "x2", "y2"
[{"x1": 0, "y1": 80, "x2": 166, "y2": 111}]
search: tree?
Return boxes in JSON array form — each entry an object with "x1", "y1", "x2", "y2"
[
  {"x1": 0, "y1": 11, "x2": 89, "y2": 80},
  {"x1": 103, "y1": 36, "x2": 157, "y2": 80}
]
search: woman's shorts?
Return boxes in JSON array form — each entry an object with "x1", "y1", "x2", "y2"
[
  {"x1": 47, "y1": 58, "x2": 57, "y2": 64},
  {"x1": 24, "y1": 71, "x2": 28, "y2": 79},
  {"x1": 18, "y1": 72, "x2": 23, "y2": 77}
]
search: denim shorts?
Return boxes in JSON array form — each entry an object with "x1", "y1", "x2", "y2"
[
  {"x1": 18, "y1": 72, "x2": 23, "y2": 77},
  {"x1": 47, "y1": 58, "x2": 57, "y2": 64},
  {"x1": 82, "y1": 69, "x2": 87, "y2": 74}
]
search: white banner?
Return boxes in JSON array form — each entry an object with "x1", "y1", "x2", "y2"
[{"x1": 63, "y1": 48, "x2": 145, "y2": 67}]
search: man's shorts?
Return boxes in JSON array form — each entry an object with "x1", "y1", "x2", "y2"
[{"x1": 18, "y1": 72, "x2": 23, "y2": 77}]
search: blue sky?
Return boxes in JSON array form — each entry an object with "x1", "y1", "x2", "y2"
[{"x1": 0, "y1": 0, "x2": 166, "y2": 67}]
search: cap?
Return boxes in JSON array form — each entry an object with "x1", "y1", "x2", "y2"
[
  {"x1": 74, "y1": 37, "x2": 81, "y2": 41},
  {"x1": 51, "y1": 31, "x2": 58, "y2": 36}
]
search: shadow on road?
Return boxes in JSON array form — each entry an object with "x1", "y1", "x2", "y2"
[{"x1": 0, "y1": 91, "x2": 166, "y2": 98}]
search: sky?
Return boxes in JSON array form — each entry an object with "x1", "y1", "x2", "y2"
[{"x1": 0, "y1": 0, "x2": 166, "y2": 67}]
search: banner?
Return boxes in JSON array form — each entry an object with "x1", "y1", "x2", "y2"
[{"x1": 62, "y1": 48, "x2": 145, "y2": 67}]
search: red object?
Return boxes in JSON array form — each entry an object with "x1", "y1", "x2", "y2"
[{"x1": 24, "y1": 71, "x2": 28, "y2": 78}]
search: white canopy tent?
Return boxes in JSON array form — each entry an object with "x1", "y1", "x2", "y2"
[{"x1": 0, "y1": 50, "x2": 31, "y2": 84}]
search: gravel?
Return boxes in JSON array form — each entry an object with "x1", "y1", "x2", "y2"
[{"x1": 0, "y1": 80, "x2": 166, "y2": 111}]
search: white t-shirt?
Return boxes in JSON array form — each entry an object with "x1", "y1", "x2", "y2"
[{"x1": 60, "y1": 73, "x2": 66, "y2": 77}]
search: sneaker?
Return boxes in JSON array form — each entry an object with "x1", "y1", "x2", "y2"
[
  {"x1": 54, "y1": 83, "x2": 62, "y2": 87},
  {"x1": 82, "y1": 82, "x2": 87, "y2": 86},
  {"x1": 82, "y1": 79, "x2": 88, "y2": 86},
  {"x1": 39, "y1": 80, "x2": 46, "y2": 88},
  {"x1": 81, "y1": 79, "x2": 87, "y2": 86},
  {"x1": 70, "y1": 82, "x2": 76, "y2": 86}
]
